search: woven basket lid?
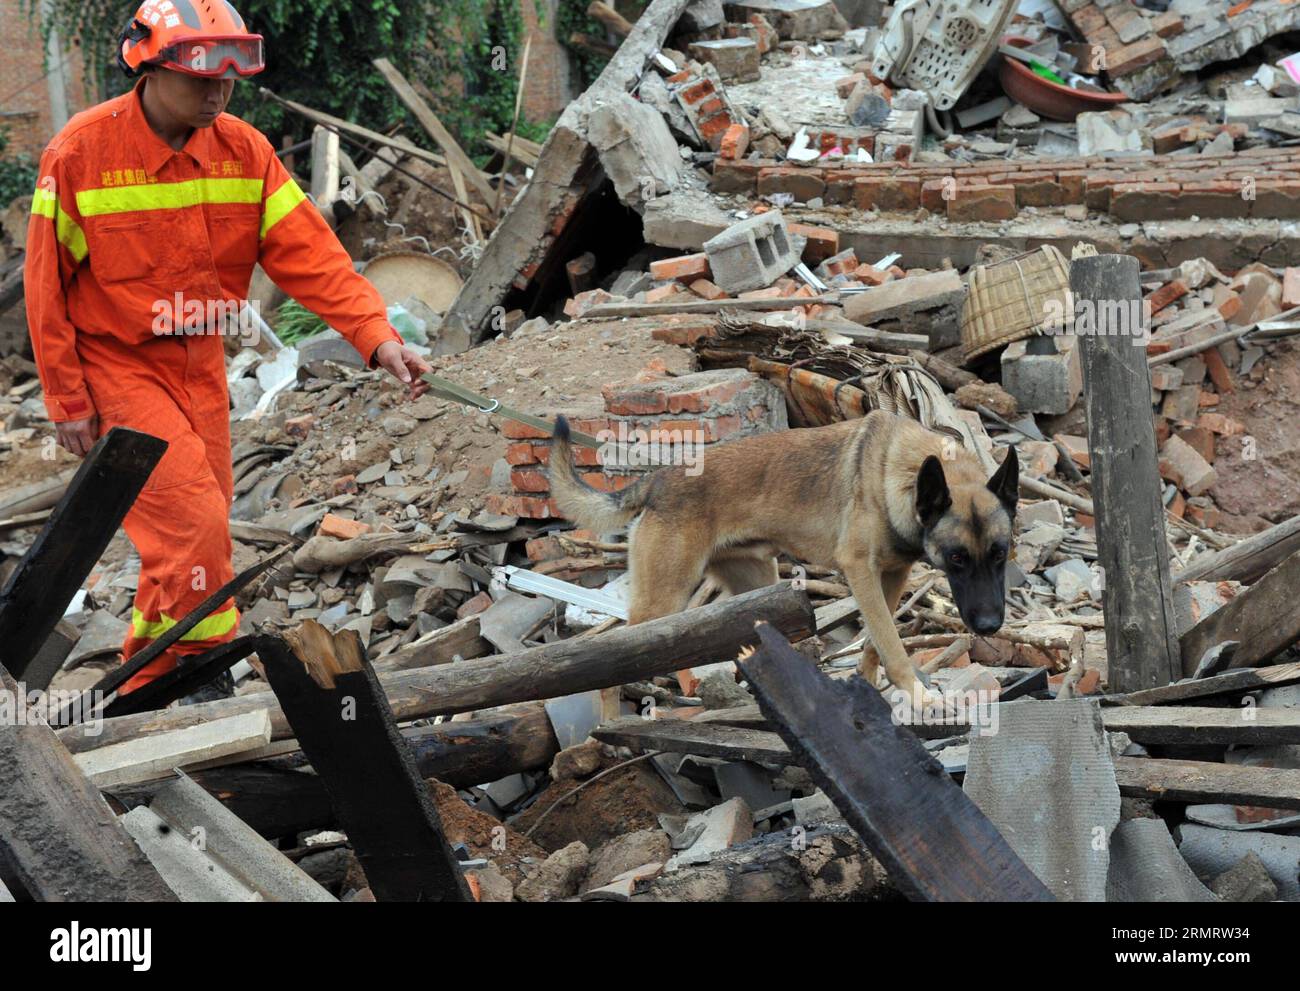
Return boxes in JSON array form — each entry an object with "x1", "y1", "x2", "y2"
[
  {"x1": 960, "y1": 245, "x2": 1072, "y2": 363},
  {"x1": 361, "y1": 250, "x2": 463, "y2": 315}
]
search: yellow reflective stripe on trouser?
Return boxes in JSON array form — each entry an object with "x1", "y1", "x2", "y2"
[
  {"x1": 75, "y1": 177, "x2": 264, "y2": 217},
  {"x1": 131, "y1": 604, "x2": 239, "y2": 643},
  {"x1": 30, "y1": 187, "x2": 89, "y2": 263},
  {"x1": 260, "y1": 178, "x2": 306, "y2": 239}
]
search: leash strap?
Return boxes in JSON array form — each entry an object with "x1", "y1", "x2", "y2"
[{"x1": 420, "y1": 372, "x2": 605, "y2": 449}]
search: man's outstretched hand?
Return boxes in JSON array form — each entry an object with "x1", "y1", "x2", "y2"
[
  {"x1": 56, "y1": 415, "x2": 98, "y2": 457},
  {"x1": 374, "y1": 341, "x2": 431, "y2": 400}
]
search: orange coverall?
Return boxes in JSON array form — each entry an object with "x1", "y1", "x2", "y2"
[{"x1": 25, "y1": 78, "x2": 402, "y2": 692}]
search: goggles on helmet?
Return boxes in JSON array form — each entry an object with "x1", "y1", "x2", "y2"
[{"x1": 156, "y1": 35, "x2": 265, "y2": 78}]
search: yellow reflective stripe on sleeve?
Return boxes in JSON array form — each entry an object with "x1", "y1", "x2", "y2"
[
  {"x1": 75, "y1": 177, "x2": 264, "y2": 217},
  {"x1": 30, "y1": 186, "x2": 88, "y2": 263},
  {"x1": 259, "y1": 178, "x2": 306, "y2": 239},
  {"x1": 130, "y1": 604, "x2": 239, "y2": 643}
]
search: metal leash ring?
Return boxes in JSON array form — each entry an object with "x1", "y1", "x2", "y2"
[{"x1": 476, "y1": 398, "x2": 500, "y2": 414}]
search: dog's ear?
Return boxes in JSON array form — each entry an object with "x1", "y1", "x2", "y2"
[
  {"x1": 987, "y1": 446, "x2": 1019, "y2": 519},
  {"x1": 916, "y1": 455, "x2": 951, "y2": 528}
]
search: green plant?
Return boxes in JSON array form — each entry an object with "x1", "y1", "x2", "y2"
[
  {"x1": 554, "y1": 0, "x2": 611, "y2": 90},
  {"x1": 272, "y1": 297, "x2": 330, "y2": 345},
  {"x1": 32, "y1": 0, "x2": 553, "y2": 172},
  {"x1": 0, "y1": 128, "x2": 38, "y2": 207}
]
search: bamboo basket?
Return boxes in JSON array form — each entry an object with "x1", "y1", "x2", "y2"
[{"x1": 960, "y1": 245, "x2": 1073, "y2": 362}]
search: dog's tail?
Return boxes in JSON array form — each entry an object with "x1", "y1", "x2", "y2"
[{"x1": 549, "y1": 415, "x2": 653, "y2": 533}]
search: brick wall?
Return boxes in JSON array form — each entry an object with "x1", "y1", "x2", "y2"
[
  {"x1": 486, "y1": 367, "x2": 789, "y2": 519},
  {"x1": 519, "y1": 0, "x2": 577, "y2": 126},
  {"x1": 2, "y1": 1, "x2": 91, "y2": 159},
  {"x1": 713, "y1": 146, "x2": 1300, "y2": 223}
]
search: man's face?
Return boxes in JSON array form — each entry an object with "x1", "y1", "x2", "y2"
[{"x1": 148, "y1": 68, "x2": 234, "y2": 128}]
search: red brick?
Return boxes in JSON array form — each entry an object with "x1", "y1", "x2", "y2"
[
  {"x1": 651, "y1": 324, "x2": 714, "y2": 346},
  {"x1": 645, "y1": 283, "x2": 685, "y2": 303},
  {"x1": 854, "y1": 175, "x2": 922, "y2": 212},
  {"x1": 1178, "y1": 180, "x2": 1250, "y2": 219},
  {"x1": 650, "y1": 253, "x2": 711, "y2": 282},
  {"x1": 1108, "y1": 182, "x2": 1181, "y2": 221},
  {"x1": 1013, "y1": 172, "x2": 1067, "y2": 208},
  {"x1": 688, "y1": 278, "x2": 728, "y2": 300},
  {"x1": 318, "y1": 513, "x2": 371, "y2": 540},
  {"x1": 484, "y1": 494, "x2": 560, "y2": 519},
  {"x1": 1202, "y1": 347, "x2": 1236, "y2": 395},
  {"x1": 501, "y1": 418, "x2": 552, "y2": 440},
  {"x1": 787, "y1": 223, "x2": 839, "y2": 264},
  {"x1": 1146, "y1": 280, "x2": 1188, "y2": 315},
  {"x1": 719, "y1": 123, "x2": 749, "y2": 160},
  {"x1": 920, "y1": 177, "x2": 950, "y2": 213},
  {"x1": 505, "y1": 441, "x2": 540, "y2": 465},
  {"x1": 709, "y1": 159, "x2": 762, "y2": 195},
  {"x1": 1250, "y1": 179, "x2": 1300, "y2": 220},
  {"x1": 510, "y1": 468, "x2": 550, "y2": 493},
  {"x1": 946, "y1": 184, "x2": 1017, "y2": 222},
  {"x1": 1176, "y1": 426, "x2": 1216, "y2": 464},
  {"x1": 757, "y1": 166, "x2": 826, "y2": 202},
  {"x1": 1197, "y1": 412, "x2": 1245, "y2": 436},
  {"x1": 1283, "y1": 267, "x2": 1300, "y2": 309},
  {"x1": 1107, "y1": 36, "x2": 1166, "y2": 77}
]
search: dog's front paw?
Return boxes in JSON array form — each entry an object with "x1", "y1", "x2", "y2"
[{"x1": 886, "y1": 681, "x2": 958, "y2": 723}]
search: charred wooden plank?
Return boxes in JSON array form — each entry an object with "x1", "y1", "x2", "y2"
[
  {"x1": 738, "y1": 623, "x2": 1053, "y2": 901},
  {"x1": 1114, "y1": 756, "x2": 1300, "y2": 810},
  {"x1": 258, "y1": 624, "x2": 470, "y2": 902},
  {"x1": 593, "y1": 717, "x2": 794, "y2": 764},
  {"x1": 1179, "y1": 548, "x2": 1300, "y2": 675},
  {"x1": 0, "y1": 668, "x2": 175, "y2": 901},
  {"x1": 101, "y1": 637, "x2": 257, "y2": 719}
]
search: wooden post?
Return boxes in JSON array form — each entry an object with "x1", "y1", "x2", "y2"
[
  {"x1": 739, "y1": 624, "x2": 1053, "y2": 902},
  {"x1": 1072, "y1": 253, "x2": 1181, "y2": 692},
  {"x1": 308, "y1": 123, "x2": 339, "y2": 203},
  {"x1": 0, "y1": 428, "x2": 166, "y2": 681},
  {"x1": 259, "y1": 623, "x2": 472, "y2": 902}
]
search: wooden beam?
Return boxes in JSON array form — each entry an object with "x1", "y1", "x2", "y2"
[
  {"x1": 259, "y1": 623, "x2": 471, "y2": 902},
  {"x1": 1072, "y1": 253, "x2": 1181, "y2": 692},
  {"x1": 583, "y1": 294, "x2": 840, "y2": 318},
  {"x1": 588, "y1": 0, "x2": 635, "y2": 36},
  {"x1": 62, "y1": 583, "x2": 814, "y2": 753},
  {"x1": 739, "y1": 623, "x2": 1054, "y2": 902},
  {"x1": 593, "y1": 716, "x2": 795, "y2": 764},
  {"x1": 371, "y1": 58, "x2": 495, "y2": 204},
  {"x1": 259, "y1": 87, "x2": 448, "y2": 169},
  {"x1": 0, "y1": 668, "x2": 175, "y2": 901},
  {"x1": 74, "y1": 709, "x2": 273, "y2": 789},
  {"x1": 1115, "y1": 661, "x2": 1300, "y2": 707},
  {"x1": 1101, "y1": 704, "x2": 1300, "y2": 745},
  {"x1": 1114, "y1": 756, "x2": 1300, "y2": 810},
  {"x1": 111, "y1": 704, "x2": 559, "y2": 840},
  {"x1": 1179, "y1": 548, "x2": 1300, "y2": 675},
  {"x1": 1173, "y1": 515, "x2": 1300, "y2": 586},
  {"x1": 0, "y1": 428, "x2": 166, "y2": 681}
]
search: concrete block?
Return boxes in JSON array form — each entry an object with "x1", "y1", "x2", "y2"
[
  {"x1": 842, "y1": 270, "x2": 966, "y2": 348},
  {"x1": 588, "y1": 92, "x2": 681, "y2": 210},
  {"x1": 1000, "y1": 335, "x2": 1083, "y2": 416},
  {"x1": 642, "y1": 189, "x2": 733, "y2": 251},
  {"x1": 679, "y1": 0, "x2": 724, "y2": 31},
  {"x1": 702, "y1": 211, "x2": 799, "y2": 294},
  {"x1": 688, "y1": 38, "x2": 761, "y2": 82}
]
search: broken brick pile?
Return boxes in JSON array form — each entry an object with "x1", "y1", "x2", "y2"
[
  {"x1": 1061, "y1": 0, "x2": 1184, "y2": 83},
  {"x1": 713, "y1": 146, "x2": 1300, "y2": 223},
  {"x1": 486, "y1": 367, "x2": 788, "y2": 519}
]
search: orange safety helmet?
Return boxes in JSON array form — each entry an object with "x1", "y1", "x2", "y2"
[{"x1": 117, "y1": 0, "x2": 265, "y2": 79}]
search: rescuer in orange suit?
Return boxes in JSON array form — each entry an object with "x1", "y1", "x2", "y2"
[{"x1": 25, "y1": 0, "x2": 431, "y2": 698}]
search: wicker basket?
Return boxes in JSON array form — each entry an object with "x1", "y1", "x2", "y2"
[{"x1": 960, "y1": 245, "x2": 1073, "y2": 362}]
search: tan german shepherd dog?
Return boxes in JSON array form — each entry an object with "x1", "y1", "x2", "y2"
[{"x1": 548, "y1": 410, "x2": 1018, "y2": 705}]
